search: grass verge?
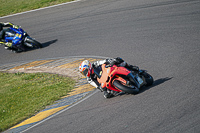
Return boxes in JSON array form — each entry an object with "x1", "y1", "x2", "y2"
[
  {"x1": 0, "y1": 0, "x2": 74, "y2": 17},
  {"x1": 0, "y1": 72, "x2": 75, "y2": 132}
]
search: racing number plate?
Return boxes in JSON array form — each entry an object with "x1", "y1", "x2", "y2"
[
  {"x1": 16, "y1": 33, "x2": 22, "y2": 38},
  {"x1": 136, "y1": 76, "x2": 143, "y2": 85}
]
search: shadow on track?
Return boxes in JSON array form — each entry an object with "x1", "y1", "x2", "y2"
[
  {"x1": 41, "y1": 39, "x2": 58, "y2": 48},
  {"x1": 24, "y1": 39, "x2": 58, "y2": 52},
  {"x1": 139, "y1": 77, "x2": 173, "y2": 93},
  {"x1": 115, "y1": 77, "x2": 173, "y2": 97}
]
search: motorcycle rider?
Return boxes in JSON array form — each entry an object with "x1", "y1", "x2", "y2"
[
  {"x1": 79, "y1": 57, "x2": 139, "y2": 98},
  {"x1": 0, "y1": 22, "x2": 25, "y2": 52}
]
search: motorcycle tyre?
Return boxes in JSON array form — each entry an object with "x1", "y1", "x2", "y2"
[
  {"x1": 113, "y1": 80, "x2": 139, "y2": 94},
  {"x1": 25, "y1": 38, "x2": 43, "y2": 48},
  {"x1": 142, "y1": 72, "x2": 154, "y2": 86}
]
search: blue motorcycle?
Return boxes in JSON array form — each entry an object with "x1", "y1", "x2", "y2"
[{"x1": 4, "y1": 27, "x2": 42, "y2": 52}]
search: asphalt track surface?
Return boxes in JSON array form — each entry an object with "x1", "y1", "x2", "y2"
[{"x1": 1, "y1": 0, "x2": 200, "y2": 132}]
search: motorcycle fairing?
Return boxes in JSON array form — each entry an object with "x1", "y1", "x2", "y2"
[
  {"x1": 4, "y1": 27, "x2": 24, "y2": 46},
  {"x1": 97, "y1": 64, "x2": 131, "y2": 92}
]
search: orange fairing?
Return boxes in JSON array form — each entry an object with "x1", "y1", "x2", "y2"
[
  {"x1": 97, "y1": 64, "x2": 131, "y2": 92},
  {"x1": 97, "y1": 64, "x2": 112, "y2": 88},
  {"x1": 113, "y1": 77, "x2": 127, "y2": 85}
]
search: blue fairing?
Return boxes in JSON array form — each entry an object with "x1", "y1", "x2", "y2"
[{"x1": 4, "y1": 27, "x2": 24, "y2": 46}]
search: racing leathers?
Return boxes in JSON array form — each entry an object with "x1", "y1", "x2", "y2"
[{"x1": 86, "y1": 57, "x2": 139, "y2": 98}]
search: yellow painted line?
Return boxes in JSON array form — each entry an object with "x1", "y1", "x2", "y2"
[
  {"x1": 57, "y1": 58, "x2": 100, "y2": 68},
  {"x1": 57, "y1": 58, "x2": 85, "y2": 68},
  {"x1": 10, "y1": 84, "x2": 95, "y2": 130},
  {"x1": 8, "y1": 58, "x2": 100, "y2": 130},
  {"x1": 10, "y1": 104, "x2": 69, "y2": 129},
  {"x1": 62, "y1": 84, "x2": 95, "y2": 98},
  {"x1": 10, "y1": 60, "x2": 55, "y2": 70},
  {"x1": 10, "y1": 84, "x2": 95, "y2": 129}
]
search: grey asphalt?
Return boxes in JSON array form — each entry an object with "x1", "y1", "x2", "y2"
[{"x1": 1, "y1": 0, "x2": 200, "y2": 133}]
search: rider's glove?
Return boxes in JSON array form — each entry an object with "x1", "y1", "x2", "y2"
[
  {"x1": 105, "y1": 58, "x2": 113, "y2": 64},
  {"x1": 5, "y1": 42, "x2": 12, "y2": 47},
  {"x1": 93, "y1": 62, "x2": 98, "y2": 68},
  {"x1": 105, "y1": 57, "x2": 124, "y2": 67},
  {"x1": 105, "y1": 58, "x2": 116, "y2": 67}
]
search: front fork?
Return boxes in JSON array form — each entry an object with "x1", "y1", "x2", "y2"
[
  {"x1": 24, "y1": 36, "x2": 34, "y2": 48},
  {"x1": 127, "y1": 73, "x2": 141, "y2": 89}
]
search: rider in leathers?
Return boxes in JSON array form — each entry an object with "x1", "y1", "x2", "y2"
[
  {"x1": 0, "y1": 22, "x2": 25, "y2": 52},
  {"x1": 79, "y1": 57, "x2": 139, "y2": 98}
]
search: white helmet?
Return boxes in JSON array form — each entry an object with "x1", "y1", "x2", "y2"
[{"x1": 79, "y1": 60, "x2": 92, "y2": 77}]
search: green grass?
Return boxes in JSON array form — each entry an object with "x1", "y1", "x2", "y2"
[
  {"x1": 0, "y1": 0, "x2": 74, "y2": 17},
  {"x1": 0, "y1": 72, "x2": 75, "y2": 132}
]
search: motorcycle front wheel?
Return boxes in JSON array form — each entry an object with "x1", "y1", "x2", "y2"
[
  {"x1": 25, "y1": 38, "x2": 43, "y2": 48},
  {"x1": 113, "y1": 80, "x2": 139, "y2": 94},
  {"x1": 141, "y1": 72, "x2": 154, "y2": 86}
]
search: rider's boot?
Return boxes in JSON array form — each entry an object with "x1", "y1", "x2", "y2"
[
  {"x1": 5, "y1": 46, "x2": 10, "y2": 50},
  {"x1": 14, "y1": 44, "x2": 25, "y2": 52},
  {"x1": 19, "y1": 44, "x2": 25, "y2": 51},
  {"x1": 103, "y1": 89, "x2": 115, "y2": 98},
  {"x1": 104, "y1": 91, "x2": 112, "y2": 98}
]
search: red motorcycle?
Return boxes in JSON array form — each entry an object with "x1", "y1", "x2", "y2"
[{"x1": 94, "y1": 64, "x2": 153, "y2": 94}]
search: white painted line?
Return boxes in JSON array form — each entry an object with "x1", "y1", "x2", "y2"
[
  {"x1": 0, "y1": 0, "x2": 81, "y2": 19},
  {"x1": 20, "y1": 89, "x2": 98, "y2": 133},
  {"x1": 0, "y1": 55, "x2": 108, "y2": 68}
]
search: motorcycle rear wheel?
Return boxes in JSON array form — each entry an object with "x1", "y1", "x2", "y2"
[{"x1": 113, "y1": 80, "x2": 139, "y2": 94}]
